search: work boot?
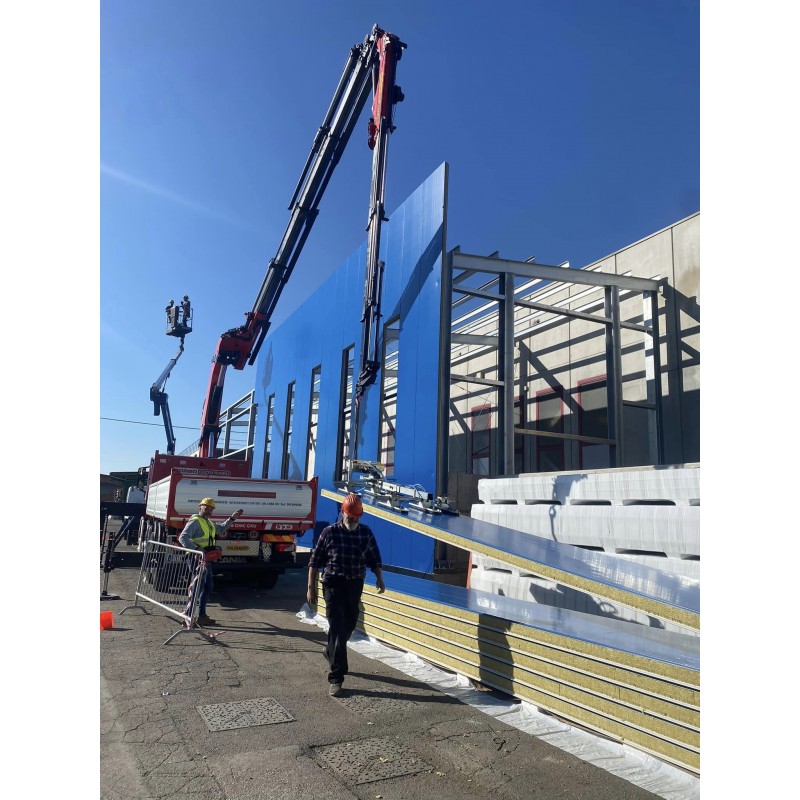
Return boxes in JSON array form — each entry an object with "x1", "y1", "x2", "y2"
[
  {"x1": 197, "y1": 614, "x2": 217, "y2": 626},
  {"x1": 329, "y1": 682, "x2": 343, "y2": 697}
]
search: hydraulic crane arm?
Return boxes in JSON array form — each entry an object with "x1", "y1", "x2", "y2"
[
  {"x1": 355, "y1": 28, "x2": 404, "y2": 403},
  {"x1": 199, "y1": 24, "x2": 405, "y2": 458}
]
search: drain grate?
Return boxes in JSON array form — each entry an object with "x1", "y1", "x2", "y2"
[
  {"x1": 333, "y1": 694, "x2": 420, "y2": 716},
  {"x1": 196, "y1": 697, "x2": 295, "y2": 731},
  {"x1": 314, "y1": 736, "x2": 432, "y2": 784}
]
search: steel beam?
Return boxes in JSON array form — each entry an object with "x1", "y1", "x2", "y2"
[
  {"x1": 451, "y1": 333, "x2": 499, "y2": 346},
  {"x1": 515, "y1": 297, "x2": 649, "y2": 332},
  {"x1": 452, "y1": 285, "x2": 502, "y2": 303},
  {"x1": 450, "y1": 373, "x2": 504, "y2": 388},
  {"x1": 452, "y1": 251, "x2": 660, "y2": 293},
  {"x1": 514, "y1": 427, "x2": 615, "y2": 446}
]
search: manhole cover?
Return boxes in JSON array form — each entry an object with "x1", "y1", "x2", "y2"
[
  {"x1": 314, "y1": 736, "x2": 432, "y2": 784},
  {"x1": 196, "y1": 697, "x2": 295, "y2": 731},
  {"x1": 333, "y1": 694, "x2": 420, "y2": 716}
]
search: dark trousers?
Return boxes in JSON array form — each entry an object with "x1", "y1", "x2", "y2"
[
  {"x1": 185, "y1": 563, "x2": 214, "y2": 618},
  {"x1": 199, "y1": 568, "x2": 214, "y2": 615},
  {"x1": 322, "y1": 577, "x2": 364, "y2": 684}
]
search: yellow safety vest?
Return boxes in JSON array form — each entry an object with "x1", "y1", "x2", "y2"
[{"x1": 189, "y1": 515, "x2": 216, "y2": 548}]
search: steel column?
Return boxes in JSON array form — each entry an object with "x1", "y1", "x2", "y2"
[
  {"x1": 437, "y1": 249, "x2": 454, "y2": 498},
  {"x1": 499, "y1": 271, "x2": 516, "y2": 475},
  {"x1": 647, "y1": 289, "x2": 665, "y2": 464},
  {"x1": 223, "y1": 412, "x2": 232, "y2": 454},
  {"x1": 248, "y1": 396, "x2": 257, "y2": 454},
  {"x1": 604, "y1": 286, "x2": 624, "y2": 466}
]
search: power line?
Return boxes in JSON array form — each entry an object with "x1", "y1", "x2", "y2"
[{"x1": 101, "y1": 416, "x2": 199, "y2": 431}]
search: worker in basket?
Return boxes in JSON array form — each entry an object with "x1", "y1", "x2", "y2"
[{"x1": 179, "y1": 497, "x2": 242, "y2": 626}]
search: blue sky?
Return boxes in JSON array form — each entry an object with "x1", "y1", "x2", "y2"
[
  {"x1": 8, "y1": 4, "x2": 800, "y2": 787},
  {"x1": 99, "y1": 0, "x2": 700, "y2": 475}
]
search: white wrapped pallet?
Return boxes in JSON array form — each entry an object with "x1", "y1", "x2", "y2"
[
  {"x1": 469, "y1": 466, "x2": 701, "y2": 632},
  {"x1": 471, "y1": 504, "x2": 700, "y2": 559},
  {"x1": 478, "y1": 465, "x2": 700, "y2": 506}
]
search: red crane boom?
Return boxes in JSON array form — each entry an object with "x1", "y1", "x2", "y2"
[{"x1": 199, "y1": 25, "x2": 405, "y2": 459}]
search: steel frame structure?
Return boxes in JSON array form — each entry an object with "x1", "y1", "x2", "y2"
[
  {"x1": 436, "y1": 249, "x2": 664, "y2": 497},
  {"x1": 180, "y1": 390, "x2": 257, "y2": 461}
]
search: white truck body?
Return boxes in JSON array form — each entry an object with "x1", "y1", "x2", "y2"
[
  {"x1": 141, "y1": 469, "x2": 318, "y2": 575},
  {"x1": 145, "y1": 471, "x2": 315, "y2": 529}
]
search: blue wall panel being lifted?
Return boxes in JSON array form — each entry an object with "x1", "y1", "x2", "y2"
[{"x1": 252, "y1": 163, "x2": 448, "y2": 573}]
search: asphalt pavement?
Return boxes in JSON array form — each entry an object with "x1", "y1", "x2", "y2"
[{"x1": 100, "y1": 561, "x2": 667, "y2": 800}]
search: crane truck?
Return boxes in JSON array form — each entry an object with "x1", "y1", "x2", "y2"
[{"x1": 137, "y1": 25, "x2": 406, "y2": 587}]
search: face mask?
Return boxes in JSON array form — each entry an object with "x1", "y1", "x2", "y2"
[{"x1": 342, "y1": 517, "x2": 359, "y2": 531}]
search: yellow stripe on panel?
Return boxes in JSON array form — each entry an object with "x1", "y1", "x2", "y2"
[{"x1": 311, "y1": 573, "x2": 699, "y2": 775}]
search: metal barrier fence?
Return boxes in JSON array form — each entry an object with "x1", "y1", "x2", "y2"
[{"x1": 120, "y1": 541, "x2": 220, "y2": 645}]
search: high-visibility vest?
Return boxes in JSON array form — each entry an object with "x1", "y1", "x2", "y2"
[{"x1": 189, "y1": 515, "x2": 216, "y2": 548}]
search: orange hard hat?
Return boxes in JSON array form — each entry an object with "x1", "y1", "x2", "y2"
[{"x1": 341, "y1": 493, "x2": 363, "y2": 518}]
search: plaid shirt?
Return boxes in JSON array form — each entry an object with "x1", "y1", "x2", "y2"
[{"x1": 309, "y1": 521, "x2": 382, "y2": 581}]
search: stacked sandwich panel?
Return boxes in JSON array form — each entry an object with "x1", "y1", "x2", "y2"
[
  {"x1": 322, "y1": 487, "x2": 699, "y2": 633},
  {"x1": 314, "y1": 572, "x2": 700, "y2": 775},
  {"x1": 477, "y1": 465, "x2": 700, "y2": 506},
  {"x1": 470, "y1": 466, "x2": 700, "y2": 632},
  {"x1": 472, "y1": 504, "x2": 699, "y2": 559}
]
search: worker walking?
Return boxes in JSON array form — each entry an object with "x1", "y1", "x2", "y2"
[
  {"x1": 307, "y1": 493, "x2": 385, "y2": 696},
  {"x1": 180, "y1": 497, "x2": 242, "y2": 626}
]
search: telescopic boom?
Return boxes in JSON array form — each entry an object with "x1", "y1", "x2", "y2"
[{"x1": 199, "y1": 25, "x2": 405, "y2": 459}]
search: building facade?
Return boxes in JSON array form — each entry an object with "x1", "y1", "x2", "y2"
[{"x1": 252, "y1": 163, "x2": 700, "y2": 572}]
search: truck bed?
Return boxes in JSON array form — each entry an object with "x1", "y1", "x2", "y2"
[{"x1": 146, "y1": 470, "x2": 316, "y2": 531}]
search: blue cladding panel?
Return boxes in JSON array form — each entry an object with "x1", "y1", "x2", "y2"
[{"x1": 252, "y1": 164, "x2": 447, "y2": 573}]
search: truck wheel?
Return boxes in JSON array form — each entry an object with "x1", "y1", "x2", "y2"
[
  {"x1": 143, "y1": 553, "x2": 163, "y2": 588},
  {"x1": 257, "y1": 572, "x2": 279, "y2": 590},
  {"x1": 138, "y1": 519, "x2": 152, "y2": 552},
  {"x1": 125, "y1": 517, "x2": 138, "y2": 546}
]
